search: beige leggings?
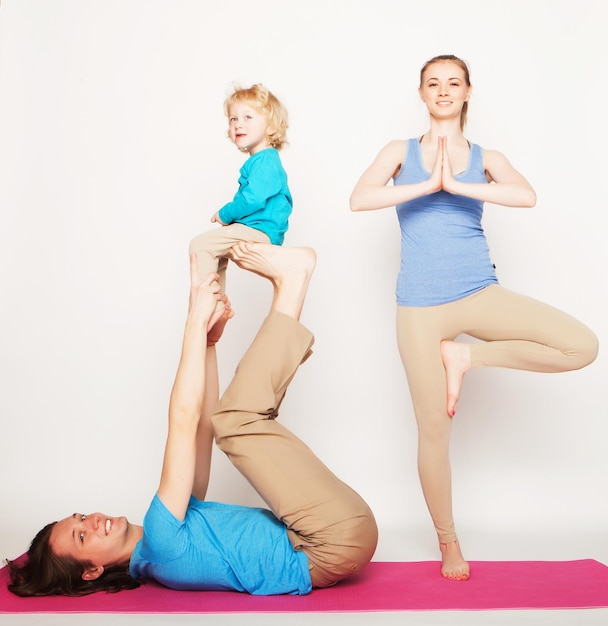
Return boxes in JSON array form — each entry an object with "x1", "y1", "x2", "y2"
[
  {"x1": 212, "y1": 311, "x2": 378, "y2": 588},
  {"x1": 189, "y1": 223, "x2": 270, "y2": 285},
  {"x1": 396, "y1": 284, "x2": 599, "y2": 543}
]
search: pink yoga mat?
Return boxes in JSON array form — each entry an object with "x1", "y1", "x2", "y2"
[{"x1": 2, "y1": 559, "x2": 608, "y2": 613}]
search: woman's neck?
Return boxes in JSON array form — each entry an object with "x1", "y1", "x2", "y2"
[
  {"x1": 422, "y1": 129, "x2": 467, "y2": 147},
  {"x1": 423, "y1": 118, "x2": 466, "y2": 144}
]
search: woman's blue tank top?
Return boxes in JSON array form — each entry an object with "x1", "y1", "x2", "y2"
[{"x1": 393, "y1": 138, "x2": 498, "y2": 306}]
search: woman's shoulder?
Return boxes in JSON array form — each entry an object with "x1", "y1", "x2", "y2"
[
  {"x1": 478, "y1": 146, "x2": 510, "y2": 168},
  {"x1": 386, "y1": 138, "x2": 411, "y2": 151},
  {"x1": 378, "y1": 139, "x2": 410, "y2": 162}
]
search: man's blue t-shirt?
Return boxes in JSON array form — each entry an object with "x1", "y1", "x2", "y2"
[{"x1": 129, "y1": 494, "x2": 312, "y2": 595}]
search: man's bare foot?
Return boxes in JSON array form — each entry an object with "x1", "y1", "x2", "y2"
[
  {"x1": 228, "y1": 242, "x2": 316, "y2": 320},
  {"x1": 440, "y1": 340, "x2": 471, "y2": 417},
  {"x1": 440, "y1": 540, "x2": 470, "y2": 581},
  {"x1": 207, "y1": 296, "x2": 233, "y2": 346},
  {"x1": 206, "y1": 299, "x2": 226, "y2": 333}
]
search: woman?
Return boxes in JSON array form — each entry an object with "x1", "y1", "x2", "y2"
[
  {"x1": 350, "y1": 54, "x2": 598, "y2": 581},
  {"x1": 7, "y1": 243, "x2": 377, "y2": 596}
]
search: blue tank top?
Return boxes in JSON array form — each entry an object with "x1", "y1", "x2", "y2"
[{"x1": 393, "y1": 138, "x2": 498, "y2": 306}]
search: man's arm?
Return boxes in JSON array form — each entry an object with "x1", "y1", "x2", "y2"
[{"x1": 156, "y1": 258, "x2": 220, "y2": 521}]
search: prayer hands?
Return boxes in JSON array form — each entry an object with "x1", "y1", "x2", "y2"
[{"x1": 429, "y1": 136, "x2": 457, "y2": 194}]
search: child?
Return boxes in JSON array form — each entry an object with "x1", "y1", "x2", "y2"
[{"x1": 189, "y1": 84, "x2": 292, "y2": 318}]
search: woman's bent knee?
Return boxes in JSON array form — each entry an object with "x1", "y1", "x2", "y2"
[{"x1": 578, "y1": 329, "x2": 599, "y2": 369}]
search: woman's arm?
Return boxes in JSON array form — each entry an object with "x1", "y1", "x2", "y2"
[
  {"x1": 157, "y1": 257, "x2": 220, "y2": 521},
  {"x1": 442, "y1": 141, "x2": 536, "y2": 207},
  {"x1": 349, "y1": 140, "x2": 441, "y2": 212}
]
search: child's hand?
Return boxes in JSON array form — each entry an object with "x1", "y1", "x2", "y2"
[{"x1": 211, "y1": 212, "x2": 226, "y2": 225}]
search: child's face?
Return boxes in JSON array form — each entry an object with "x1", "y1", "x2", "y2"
[{"x1": 227, "y1": 101, "x2": 271, "y2": 154}]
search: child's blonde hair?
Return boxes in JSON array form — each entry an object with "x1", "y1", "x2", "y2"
[{"x1": 224, "y1": 84, "x2": 289, "y2": 151}]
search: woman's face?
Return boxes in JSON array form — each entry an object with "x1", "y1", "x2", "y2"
[{"x1": 419, "y1": 61, "x2": 472, "y2": 121}]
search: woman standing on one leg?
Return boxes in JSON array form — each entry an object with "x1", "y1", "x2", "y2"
[{"x1": 350, "y1": 54, "x2": 598, "y2": 581}]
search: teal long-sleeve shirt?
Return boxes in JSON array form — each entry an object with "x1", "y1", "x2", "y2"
[{"x1": 218, "y1": 147, "x2": 292, "y2": 245}]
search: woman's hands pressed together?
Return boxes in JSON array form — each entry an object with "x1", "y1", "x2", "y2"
[{"x1": 428, "y1": 136, "x2": 461, "y2": 195}]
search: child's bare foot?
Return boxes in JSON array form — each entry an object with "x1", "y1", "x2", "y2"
[
  {"x1": 228, "y1": 242, "x2": 316, "y2": 320},
  {"x1": 440, "y1": 340, "x2": 471, "y2": 417},
  {"x1": 207, "y1": 296, "x2": 233, "y2": 346},
  {"x1": 440, "y1": 540, "x2": 470, "y2": 581}
]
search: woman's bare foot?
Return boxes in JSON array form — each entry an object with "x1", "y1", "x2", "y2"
[
  {"x1": 440, "y1": 340, "x2": 471, "y2": 417},
  {"x1": 440, "y1": 540, "x2": 470, "y2": 581},
  {"x1": 207, "y1": 296, "x2": 234, "y2": 346},
  {"x1": 228, "y1": 242, "x2": 316, "y2": 320}
]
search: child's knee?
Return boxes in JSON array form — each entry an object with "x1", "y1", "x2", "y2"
[{"x1": 189, "y1": 231, "x2": 210, "y2": 255}]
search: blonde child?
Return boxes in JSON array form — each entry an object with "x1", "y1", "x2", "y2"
[{"x1": 190, "y1": 84, "x2": 292, "y2": 318}]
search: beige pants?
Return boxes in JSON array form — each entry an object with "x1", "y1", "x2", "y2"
[
  {"x1": 396, "y1": 284, "x2": 599, "y2": 543},
  {"x1": 211, "y1": 312, "x2": 378, "y2": 588},
  {"x1": 189, "y1": 223, "x2": 271, "y2": 286}
]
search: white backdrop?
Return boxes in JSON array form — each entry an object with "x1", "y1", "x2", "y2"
[{"x1": 1, "y1": 0, "x2": 606, "y2": 566}]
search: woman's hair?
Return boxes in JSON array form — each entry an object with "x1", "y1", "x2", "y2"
[
  {"x1": 420, "y1": 54, "x2": 472, "y2": 130},
  {"x1": 6, "y1": 521, "x2": 141, "y2": 597},
  {"x1": 224, "y1": 83, "x2": 289, "y2": 150}
]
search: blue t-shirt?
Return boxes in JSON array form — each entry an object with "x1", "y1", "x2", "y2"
[
  {"x1": 218, "y1": 147, "x2": 292, "y2": 245},
  {"x1": 393, "y1": 138, "x2": 498, "y2": 306},
  {"x1": 129, "y1": 494, "x2": 312, "y2": 595}
]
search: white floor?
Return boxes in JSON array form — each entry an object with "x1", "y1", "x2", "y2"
[
  {"x1": 2, "y1": 527, "x2": 608, "y2": 626},
  {"x1": 2, "y1": 611, "x2": 608, "y2": 626}
]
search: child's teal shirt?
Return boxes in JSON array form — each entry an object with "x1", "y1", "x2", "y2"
[{"x1": 218, "y1": 148, "x2": 292, "y2": 245}]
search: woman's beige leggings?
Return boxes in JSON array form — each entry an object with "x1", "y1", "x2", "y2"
[{"x1": 396, "y1": 284, "x2": 598, "y2": 544}]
